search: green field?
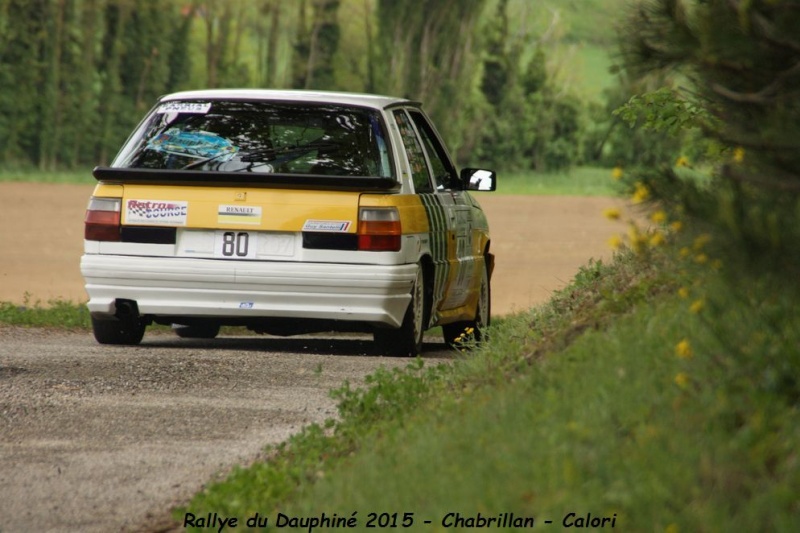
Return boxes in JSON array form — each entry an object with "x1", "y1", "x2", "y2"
[
  {"x1": 496, "y1": 166, "x2": 618, "y2": 196},
  {"x1": 0, "y1": 169, "x2": 95, "y2": 184}
]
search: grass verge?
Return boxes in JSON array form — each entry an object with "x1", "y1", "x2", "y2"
[
  {"x1": 487, "y1": 166, "x2": 619, "y2": 196},
  {"x1": 0, "y1": 295, "x2": 90, "y2": 329},
  {"x1": 177, "y1": 239, "x2": 799, "y2": 530},
  {"x1": 0, "y1": 169, "x2": 95, "y2": 184}
]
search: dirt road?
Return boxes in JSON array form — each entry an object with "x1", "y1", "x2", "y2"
[
  {"x1": 0, "y1": 182, "x2": 628, "y2": 314},
  {"x1": 0, "y1": 328, "x2": 449, "y2": 532}
]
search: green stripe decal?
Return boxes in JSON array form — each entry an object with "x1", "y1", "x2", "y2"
[{"x1": 420, "y1": 193, "x2": 450, "y2": 320}]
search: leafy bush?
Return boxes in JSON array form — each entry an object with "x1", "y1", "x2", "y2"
[{"x1": 615, "y1": 0, "x2": 800, "y2": 274}]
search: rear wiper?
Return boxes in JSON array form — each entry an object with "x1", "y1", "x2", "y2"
[
  {"x1": 239, "y1": 141, "x2": 341, "y2": 163},
  {"x1": 181, "y1": 140, "x2": 342, "y2": 171}
]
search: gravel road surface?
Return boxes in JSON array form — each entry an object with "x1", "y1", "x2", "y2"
[{"x1": 0, "y1": 327, "x2": 451, "y2": 532}]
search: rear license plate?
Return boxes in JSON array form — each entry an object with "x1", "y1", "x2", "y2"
[
  {"x1": 211, "y1": 230, "x2": 295, "y2": 259},
  {"x1": 214, "y1": 230, "x2": 256, "y2": 259}
]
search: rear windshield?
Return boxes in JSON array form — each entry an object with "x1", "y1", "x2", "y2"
[{"x1": 113, "y1": 101, "x2": 394, "y2": 178}]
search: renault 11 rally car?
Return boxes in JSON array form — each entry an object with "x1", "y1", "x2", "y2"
[{"x1": 80, "y1": 89, "x2": 496, "y2": 356}]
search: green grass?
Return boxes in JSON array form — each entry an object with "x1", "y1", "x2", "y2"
[
  {"x1": 179, "y1": 240, "x2": 799, "y2": 531},
  {"x1": 0, "y1": 169, "x2": 95, "y2": 184},
  {"x1": 572, "y1": 44, "x2": 616, "y2": 100},
  {"x1": 491, "y1": 166, "x2": 619, "y2": 196},
  {"x1": 0, "y1": 295, "x2": 91, "y2": 329}
]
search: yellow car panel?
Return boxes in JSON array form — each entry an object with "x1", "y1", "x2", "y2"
[{"x1": 119, "y1": 185, "x2": 361, "y2": 232}]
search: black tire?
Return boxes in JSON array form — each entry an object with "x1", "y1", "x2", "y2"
[
  {"x1": 443, "y1": 260, "x2": 490, "y2": 348},
  {"x1": 91, "y1": 316, "x2": 146, "y2": 345},
  {"x1": 172, "y1": 323, "x2": 221, "y2": 339},
  {"x1": 374, "y1": 264, "x2": 426, "y2": 357}
]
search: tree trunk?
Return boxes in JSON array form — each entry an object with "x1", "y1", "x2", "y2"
[
  {"x1": 266, "y1": 0, "x2": 281, "y2": 86},
  {"x1": 98, "y1": 2, "x2": 131, "y2": 165},
  {"x1": 71, "y1": 0, "x2": 101, "y2": 167},
  {"x1": 39, "y1": 0, "x2": 66, "y2": 170},
  {"x1": 363, "y1": 0, "x2": 375, "y2": 93}
]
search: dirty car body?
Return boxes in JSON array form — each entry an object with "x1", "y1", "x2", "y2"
[{"x1": 80, "y1": 90, "x2": 496, "y2": 355}]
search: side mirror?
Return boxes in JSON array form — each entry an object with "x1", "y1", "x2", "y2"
[{"x1": 462, "y1": 168, "x2": 497, "y2": 191}]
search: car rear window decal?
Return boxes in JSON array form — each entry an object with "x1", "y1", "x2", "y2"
[
  {"x1": 156, "y1": 102, "x2": 211, "y2": 114},
  {"x1": 146, "y1": 129, "x2": 238, "y2": 162}
]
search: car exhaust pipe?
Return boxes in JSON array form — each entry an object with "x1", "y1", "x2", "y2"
[{"x1": 114, "y1": 299, "x2": 139, "y2": 319}]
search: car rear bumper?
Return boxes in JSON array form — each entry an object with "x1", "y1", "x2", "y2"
[{"x1": 80, "y1": 254, "x2": 416, "y2": 327}]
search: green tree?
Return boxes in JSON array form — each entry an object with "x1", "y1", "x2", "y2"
[
  {"x1": 481, "y1": 0, "x2": 511, "y2": 108},
  {"x1": 65, "y1": 0, "x2": 105, "y2": 167},
  {"x1": 166, "y1": 4, "x2": 194, "y2": 93},
  {"x1": 476, "y1": 2, "x2": 585, "y2": 172},
  {"x1": 619, "y1": 0, "x2": 800, "y2": 267},
  {"x1": 291, "y1": 0, "x2": 310, "y2": 88},
  {"x1": 307, "y1": 0, "x2": 340, "y2": 89},
  {"x1": 374, "y1": 0, "x2": 486, "y2": 157},
  {"x1": 257, "y1": 0, "x2": 284, "y2": 87},
  {"x1": 0, "y1": 0, "x2": 50, "y2": 166},
  {"x1": 194, "y1": 0, "x2": 256, "y2": 88}
]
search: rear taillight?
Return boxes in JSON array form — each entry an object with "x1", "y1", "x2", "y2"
[
  {"x1": 84, "y1": 197, "x2": 121, "y2": 241},
  {"x1": 358, "y1": 207, "x2": 401, "y2": 251}
]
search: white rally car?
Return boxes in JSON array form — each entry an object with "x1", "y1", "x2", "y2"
[{"x1": 81, "y1": 90, "x2": 496, "y2": 356}]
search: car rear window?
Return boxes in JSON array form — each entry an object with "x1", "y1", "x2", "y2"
[{"x1": 113, "y1": 101, "x2": 393, "y2": 178}]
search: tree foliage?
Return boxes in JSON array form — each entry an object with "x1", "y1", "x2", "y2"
[
  {"x1": 0, "y1": 0, "x2": 192, "y2": 167},
  {"x1": 474, "y1": 1, "x2": 585, "y2": 171},
  {"x1": 617, "y1": 0, "x2": 800, "y2": 269},
  {"x1": 0, "y1": 0, "x2": 599, "y2": 171}
]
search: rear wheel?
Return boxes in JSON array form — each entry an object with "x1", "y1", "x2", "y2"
[
  {"x1": 91, "y1": 316, "x2": 146, "y2": 345},
  {"x1": 442, "y1": 260, "x2": 490, "y2": 348},
  {"x1": 374, "y1": 264, "x2": 426, "y2": 357},
  {"x1": 172, "y1": 323, "x2": 221, "y2": 339}
]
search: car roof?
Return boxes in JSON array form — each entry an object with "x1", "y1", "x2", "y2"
[{"x1": 159, "y1": 89, "x2": 418, "y2": 111}]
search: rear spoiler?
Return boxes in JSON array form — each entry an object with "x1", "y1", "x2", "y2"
[{"x1": 92, "y1": 167, "x2": 399, "y2": 192}]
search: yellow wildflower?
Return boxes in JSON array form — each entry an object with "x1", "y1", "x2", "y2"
[
  {"x1": 694, "y1": 253, "x2": 709, "y2": 265},
  {"x1": 607, "y1": 234, "x2": 624, "y2": 250},
  {"x1": 670, "y1": 220, "x2": 683, "y2": 233},
  {"x1": 679, "y1": 247, "x2": 691, "y2": 258},
  {"x1": 676, "y1": 155, "x2": 690, "y2": 167},
  {"x1": 689, "y1": 299, "x2": 705, "y2": 314},
  {"x1": 612, "y1": 166, "x2": 624, "y2": 181},
  {"x1": 678, "y1": 287, "x2": 690, "y2": 299},
  {"x1": 675, "y1": 339, "x2": 693, "y2": 359},
  {"x1": 693, "y1": 233, "x2": 712, "y2": 250},
  {"x1": 650, "y1": 210, "x2": 667, "y2": 224},
  {"x1": 649, "y1": 231, "x2": 666, "y2": 247},
  {"x1": 631, "y1": 182, "x2": 650, "y2": 204},
  {"x1": 603, "y1": 207, "x2": 622, "y2": 220},
  {"x1": 733, "y1": 146, "x2": 745, "y2": 163},
  {"x1": 627, "y1": 225, "x2": 647, "y2": 253},
  {"x1": 665, "y1": 524, "x2": 680, "y2": 533},
  {"x1": 674, "y1": 372, "x2": 690, "y2": 388}
]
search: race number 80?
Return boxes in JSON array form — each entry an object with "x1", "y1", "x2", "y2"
[{"x1": 214, "y1": 231, "x2": 256, "y2": 259}]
